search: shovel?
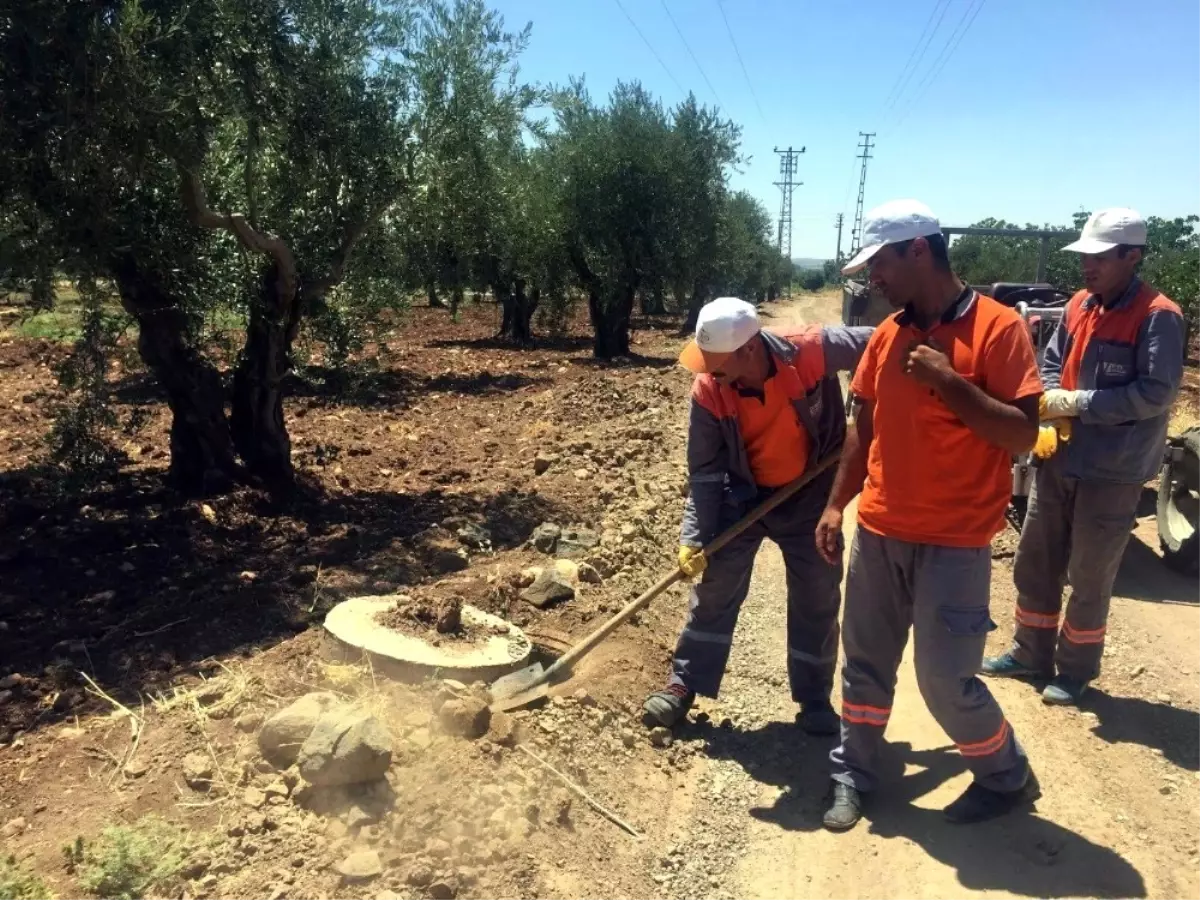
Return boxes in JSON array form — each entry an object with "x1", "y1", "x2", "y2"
[{"x1": 489, "y1": 447, "x2": 843, "y2": 712}]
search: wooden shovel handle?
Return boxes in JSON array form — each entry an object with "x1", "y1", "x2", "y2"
[{"x1": 539, "y1": 447, "x2": 843, "y2": 684}]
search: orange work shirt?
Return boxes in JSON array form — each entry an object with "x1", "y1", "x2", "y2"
[
  {"x1": 850, "y1": 290, "x2": 1042, "y2": 547},
  {"x1": 735, "y1": 359, "x2": 809, "y2": 488}
]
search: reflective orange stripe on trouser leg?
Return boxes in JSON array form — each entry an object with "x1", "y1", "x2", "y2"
[
  {"x1": 841, "y1": 700, "x2": 890, "y2": 727},
  {"x1": 1015, "y1": 606, "x2": 1060, "y2": 630},
  {"x1": 956, "y1": 719, "x2": 1012, "y2": 758}
]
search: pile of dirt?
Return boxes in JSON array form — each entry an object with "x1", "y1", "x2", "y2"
[{"x1": 375, "y1": 592, "x2": 507, "y2": 645}]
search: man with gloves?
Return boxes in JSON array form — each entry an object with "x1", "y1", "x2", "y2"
[
  {"x1": 642, "y1": 296, "x2": 872, "y2": 735},
  {"x1": 983, "y1": 208, "x2": 1186, "y2": 705}
]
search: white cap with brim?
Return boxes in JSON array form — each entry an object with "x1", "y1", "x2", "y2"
[
  {"x1": 841, "y1": 198, "x2": 942, "y2": 275},
  {"x1": 1062, "y1": 207, "x2": 1147, "y2": 254},
  {"x1": 678, "y1": 296, "x2": 760, "y2": 373}
]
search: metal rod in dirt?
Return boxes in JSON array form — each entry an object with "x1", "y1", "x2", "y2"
[{"x1": 517, "y1": 744, "x2": 642, "y2": 840}]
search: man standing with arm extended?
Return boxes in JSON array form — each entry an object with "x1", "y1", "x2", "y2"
[
  {"x1": 818, "y1": 200, "x2": 1044, "y2": 832},
  {"x1": 982, "y1": 209, "x2": 1186, "y2": 705},
  {"x1": 642, "y1": 296, "x2": 872, "y2": 735}
]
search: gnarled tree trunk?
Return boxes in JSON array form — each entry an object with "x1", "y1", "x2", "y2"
[
  {"x1": 230, "y1": 263, "x2": 303, "y2": 492},
  {"x1": 112, "y1": 256, "x2": 243, "y2": 495},
  {"x1": 588, "y1": 281, "x2": 634, "y2": 358},
  {"x1": 497, "y1": 276, "x2": 538, "y2": 345}
]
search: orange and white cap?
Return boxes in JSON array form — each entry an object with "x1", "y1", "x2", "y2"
[{"x1": 678, "y1": 296, "x2": 760, "y2": 373}]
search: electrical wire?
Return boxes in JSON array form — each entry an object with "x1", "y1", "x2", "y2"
[
  {"x1": 714, "y1": 0, "x2": 765, "y2": 123},
  {"x1": 612, "y1": 0, "x2": 687, "y2": 96},
  {"x1": 660, "y1": 0, "x2": 724, "y2": 108},
  {"x1": 889, "y1": 0, "x2": 987, "y2": 133},
  {"x1": 881, "y1": 0, "x2": 952, "y2": 112}
]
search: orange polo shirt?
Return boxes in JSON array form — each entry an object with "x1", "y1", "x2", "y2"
[
  {"x1": 850, "y1": 290, "x2": 1042, "y2": 547},
  {"x1": 735, "y1": 357, "x2": 809, "y2": 488}
]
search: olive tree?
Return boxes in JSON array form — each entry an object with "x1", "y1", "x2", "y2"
[{"x1": 2, "y1": 0, "x2": 413, "y2": 493}]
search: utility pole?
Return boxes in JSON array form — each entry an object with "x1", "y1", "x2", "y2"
[
  {"x1": 849, "y1": 132, "x2": 875, "y2": 255},
  {"x1": 834, "y1": 213, "x2": 845, "y2": 265},
  {"x1": 773, "y1": 145, "x2": 805, "y2": 297}
]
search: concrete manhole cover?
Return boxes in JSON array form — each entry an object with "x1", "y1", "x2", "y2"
[{"x1": 322, "y1": 594, "x2": 533, "y2": 683}]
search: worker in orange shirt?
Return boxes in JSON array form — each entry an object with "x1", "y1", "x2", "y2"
[
  {"x1": 818, "y1": 200, "x2": 1043, "y2": 831},
  {"x1": 642, "y1": 297, "x2": 872, "y2": 734},
  {"x1": 983, "y1": 208, "x2": 1187, "y2": 704}
]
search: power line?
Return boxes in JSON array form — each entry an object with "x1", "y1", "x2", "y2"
[
  {"x1": 890, "y1": 0, "x2": 987, "y2": 133},
  {"x1": 659, "y1": 0, "x2": 724, "y2": 108},
  {"x1": 715, "y1": 0, "x2": 765, "y2": 123},
  {"x1": 835, "y1": 213, "x2": 845, "y2": 264},
  {"x1": 880, "y1": 0, "x2": 952, "y2": 112},
  {"x1": 773, "y1": 146, "x2": 805, "y2": 275},
  {"x1": 849, "y1": 132, "x2": 876, "y2": 256},
  {"x1": 612, "y1": 0, "x2": 686, "y2": 96}
]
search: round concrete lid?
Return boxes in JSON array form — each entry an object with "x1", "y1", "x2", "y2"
[{"x1": 322, "y1": 595, "x2": 532, "y2": 684}]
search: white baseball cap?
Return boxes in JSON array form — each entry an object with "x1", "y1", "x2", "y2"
[
  {"x1": 841, "y1": 199, "x2": 942, "y2": 275},
  {"x1": 1062, "y1": 208, "x2": 1147, "y2": 254},
  {"x1": 678, "y1": 296, "x2": 760, "y2": 373}
]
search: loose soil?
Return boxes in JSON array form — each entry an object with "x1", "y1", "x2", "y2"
[
  {"x1": 375, "y1": 592, "x2": 505, "y2": 644},
  {"x1": 0, "y1": 291, "x2": 1196, "y2": 900}
]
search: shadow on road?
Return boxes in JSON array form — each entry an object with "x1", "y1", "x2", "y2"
[
  {"x1": 684, "y1": 721, "x2": 1147, "y2": 899},
  {"x1": 1113, "y1": 535, "x2": 1198, "y2": 605},
  {"x1": 1085, "y1": 690, "x2": 1200, "y2": 771}
]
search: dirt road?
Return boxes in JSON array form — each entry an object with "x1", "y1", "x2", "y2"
[{"x1": 650, "y1": 290, "x2": 1199, "y2": 900}]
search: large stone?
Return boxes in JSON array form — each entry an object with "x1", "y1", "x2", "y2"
[
  {"x1": 183, "y1": 752, "x2": 215, "y2": 791},
  {"x1": 555, "y1": 527, "x2": 600, "y2": 559},
  {"x1": 337, "y1": 850, "x2": 383, "y2": 882},
  {"x1": 439, "y1": 698, "x2": 491, "y2": 739},
  {"x1": 531, "y1": 522, "x2": 561, "y2": 553},
  {"x1": 577, "y1": 562, "x2": 603, "y2": 584},
  {"x1": 259, "y1": 692, "x2": 345, "y2": 768},
  {"x1": 520, "y1": 569, "x2": 575, "y2": 609},
  {"x1": 533, "y1": 453, "x2": 558, "y2": 475},
  {"x1": 487, "y1": 711, "x2": 521, "y2": 747},
  {"x1": 298, "y1": 711, "x2": 392, "y2": 787}
]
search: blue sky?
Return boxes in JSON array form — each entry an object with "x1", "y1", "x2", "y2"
[{"x1": 489, "y1": 0, "x2": 1200, "y2": 258}]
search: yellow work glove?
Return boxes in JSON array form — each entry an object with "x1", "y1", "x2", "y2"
[
  {"x1": 1032, "y1": 425, "x2": 1059, "y2": 460},
  {"x1": 1032, "y1": 418, "x2": 1073, "y2": 460},
  {"x1": 678, "y1": 545, "x2": 707, "y2": 579}
]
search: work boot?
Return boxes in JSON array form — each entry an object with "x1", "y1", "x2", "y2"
[
  {"x1": 642, "y1": 683, "x2": 694, "y2": 728},
  {"x1": 822, "y1": 782, "x2": 863, "y2": 831},
  {"x1": 980, "y1": 652, "x2": 1050, "y2": 680},
  {"x1": 944, "y1": 771, "x2": 1041, "y2": 824},
  {"x1": 1042, "y1": 675, "x2": 1089, "y2": 706},
  {"x1": 797, "y1": 698, "x2": 840, "y2": 736}
]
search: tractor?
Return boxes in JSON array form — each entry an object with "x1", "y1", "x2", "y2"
[{"x1": 841, "y1": 226, "x2": 1198, "y2": 575}]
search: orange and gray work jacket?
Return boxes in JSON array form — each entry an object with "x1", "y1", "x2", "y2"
[
  {"x1": 1042, "y1": 277, "x2": 1185, "y2": 484},
  {"x1": 680, "y1": 324, "x2": 873, "y2": 548}
]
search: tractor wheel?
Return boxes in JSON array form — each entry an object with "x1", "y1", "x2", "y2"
[{"x1": 1157, "y1": 426, "x2": 1200, "y2": 575}]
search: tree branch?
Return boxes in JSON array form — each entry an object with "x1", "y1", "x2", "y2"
[
  {"x1": 305, "y1": 202, "x2": 391, "y2": 298},
  {"x1": 179, "y1": 167, "x2": 298, "y2": 304}
]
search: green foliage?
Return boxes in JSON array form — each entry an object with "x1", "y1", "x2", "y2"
[
  {"x1": 799, "y1": 269, "x2": 827, "y2": 292},
  {"x1": 951, "y1": 213, "x2": 1199, "y2": 329},
  {"x1": 0, "y1": 855, "x2": 53, "y2": 900},
  {"x1": 45, "y1": 281, "x2": 130, "y2": 478},
  {"x1": 66, "y1": 818, "x2": 192, "y2": 900}
]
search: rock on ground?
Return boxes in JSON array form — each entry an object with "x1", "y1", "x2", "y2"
[
  {"x1": 531, "y1": 522, "x2": 561, "y2": 553},
  {"x1": 556, "y1": 526, "x2": 600, "y2": 559},
  {"x1": 337, "y1": 849, "x2": 383, "y2": 882},
  {"x1": 520, "y1": 569, "x2": 575, "y2": 608},
  {"x1": 298, "y1": 711, "x2": 393, "y2": 787},
  {"x1": 259, "y1": 692, "x2": 345, "y2": 768},
  {"x1": 486, "y1": 711, "x2": 521, "y2": 746},
  {"x1": 439, "y1": 697, "x2": 491, "y2": 739},
  {"x1": 183, "y1": 752, "x2": 215, "y2": 790}
]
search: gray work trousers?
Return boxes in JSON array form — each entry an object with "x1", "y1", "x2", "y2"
[
  {"x1": 830, "y1": 528, "x2": 1029, "y2": 793},
  {"x1": 1010, "y1": 454, "x2": 1143, "y2": 681},
  {"x1": 668, "y1": 470, "x2": 842, "y2": 704}
]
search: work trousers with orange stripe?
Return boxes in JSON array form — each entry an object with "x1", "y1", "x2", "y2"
[
  {"x1": 1009, "y1": 454, "x2": 1143, "y2": 681},
  {"x1": 668, "y1": 473, "x2": 842, "y2": 704},
  {"x1": 831, "y1": 528, "x2": 1029, "y2": 794}
]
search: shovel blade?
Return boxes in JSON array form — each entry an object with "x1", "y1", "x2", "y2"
[{"x1": 489, "y1": 662, "x2": 545, "y2": 702}]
